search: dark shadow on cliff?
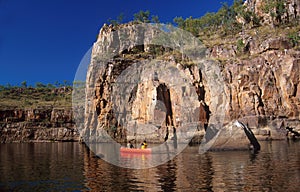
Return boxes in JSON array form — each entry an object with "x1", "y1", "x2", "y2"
[{"x1": 236, "y1": 121, "x2": 261, "y2": 152}]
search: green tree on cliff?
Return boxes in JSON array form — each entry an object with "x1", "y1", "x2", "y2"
[
  {"x1": 35, "y1": 82, "x2": 46, "y2": 88},
  {"x1": 173, "y1": 17, "x2": 185, "y2": 28},
  {"x1": 107, "y1": 13, "x2": 124, "y2": 25},
  {"x1": 151, "y1": 15, "x2": 160, "y2": 23},
  {"x1": 21, "y1": 81, "x2": 27, "y2": 88},
  {"x1": 134, "y1": 10, "x2": 150, "y2": 23},
  {"x1": 173, "y1": 0, "x2": 247, "y2": 36}
]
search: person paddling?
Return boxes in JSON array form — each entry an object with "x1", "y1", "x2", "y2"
[
  {"x1": 141, "y1": 140, "x2": 148, "y2": 149},
  {"x1": 127, "y1": 141, "x2": 134, "y2": 148}
]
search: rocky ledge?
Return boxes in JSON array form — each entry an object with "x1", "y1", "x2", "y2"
[{"x1": 0, "y1": 108, "x2": 79, "y2": 143}]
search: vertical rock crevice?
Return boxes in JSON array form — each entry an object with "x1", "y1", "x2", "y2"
[
  {"x1": 188, "y1": 66, "x2": 210, "y2": 129},
  {"x1": 156, "y1": 84, "x2": 174, "y2": 127}
]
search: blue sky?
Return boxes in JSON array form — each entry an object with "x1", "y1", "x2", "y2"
[{"x1": 0, "y1": 0, "x2": 233, "y2": 86}]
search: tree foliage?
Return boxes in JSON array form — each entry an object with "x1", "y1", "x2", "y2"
[
  {"x1": 107, "y1": 13, "x2": 124, "y2": 25},
  {"x1": 173, "y1": 0, "x2": 247, "y2": 36},
  {"x1": 173, "y1": 17, "x2": 185, "y2": 28},
  {"x1": 21, "y1": 81, "x2": 27, "y2": 88},
  {"x1": 287, "y1": 31, "x2": 300, "y2": 47},
  {"x1": 108, "y1": 11, "x2": 160, "y2": 25},
  {"x1": 134, "y1": 10, "x2": 151, "y2": 23},
  {"x1": 151, "y1": 15, "x2": 160, "y2": 23},
  {"x1": 35, "y1": 82, "x2": 46, "y2": 88}
]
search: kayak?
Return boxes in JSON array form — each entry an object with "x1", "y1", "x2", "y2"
[{"x1": 120, "y1": 147, "x2": 152, "y2": 154}]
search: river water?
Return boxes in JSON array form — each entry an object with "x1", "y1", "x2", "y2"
[{"x1": 0, "y1": 141, "x2": 299, "y2": 191}]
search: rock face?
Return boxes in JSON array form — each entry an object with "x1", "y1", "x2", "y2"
[
  {"x1": 245, "y1": 0, "x2": 300, "y2": 25},
  {"x1": 0, "y1": 108, "x2": 78, "y2": 143},
  {"x1": 224, "y1": 51, "x2": 300, "y2": 120},
  {"x1": 200, "y1": 121, "x2": 260, "y2": 151},
  {"x1": 82, "y1": 23, "x2": 226, "y2": 143},
  {"x1": 82, "y1": 21, "x2": 299, "y2": 146},
  {"x1": 209, "y1": 39, "x2": 300, "y2": 140}
]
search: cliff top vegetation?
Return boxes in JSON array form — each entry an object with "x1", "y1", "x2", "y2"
[
  {"x1": 0, "y1": 81, "x2": 79, "y2": 109},
  {"x1": 108, "y1": 0, "x2": 299, "y2": 51}
]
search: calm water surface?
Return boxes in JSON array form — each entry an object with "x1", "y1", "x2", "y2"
[{"x1": 0, "y1": 141, "x2": 299, "y2": 191}]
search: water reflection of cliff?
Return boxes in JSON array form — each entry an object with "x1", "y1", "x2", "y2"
[
  {"x1": 0, "y1": 143, "x2": 85, "y2": 191},
  {"x1": 82, "y1": 141, "x2": 300, "y2": 191}
]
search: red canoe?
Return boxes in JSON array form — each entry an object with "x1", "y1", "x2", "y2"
[{"x1": 120, "y1": 147, "x2": 152, "y2": 154}]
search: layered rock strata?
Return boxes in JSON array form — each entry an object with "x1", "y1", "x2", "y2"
[
  {"x1": 0, "y1": 108, "x2": 78, "y2": 143},
  {"x1": 82, "y1": 22, "x2": 300, "y2": 148}
]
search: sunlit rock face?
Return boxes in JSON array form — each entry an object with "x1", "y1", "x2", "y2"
[
  {"x1": 84, "y1": 21, "x2": 300, "y2": 145},
  {"x1": 83, "y1": 24, "x2": 215, "y2": 143},
  {"x1": 219, "y1": 49, "x2": 300, "y2": 140},
  {"x1": 224, "y1": 52, "x2": 300, "y2": 119}
]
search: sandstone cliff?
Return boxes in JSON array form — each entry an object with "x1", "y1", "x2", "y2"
[
  {"x1": 82, "y1": 23, "x2": 223, "y2": 143},
  {"x1": 0, "y1": 107, "x2": 79, "y2": 143},
  {"x1": 82, "y1": 11, "x2": 300, "y2": 144},
  {"x1": 0, "y1": 85, "x2": 79, "y2": 143}
]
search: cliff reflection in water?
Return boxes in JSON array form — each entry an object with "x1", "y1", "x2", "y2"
[
  {"x1": 83, "y1": 141, "x2": 300, "y2": 191},
  {"x1": 0, "y1": 141, "x2": 299, "y2": 191},
  {"x1": 0, "y1": 142, "x2": 86, "y2": 191}
]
